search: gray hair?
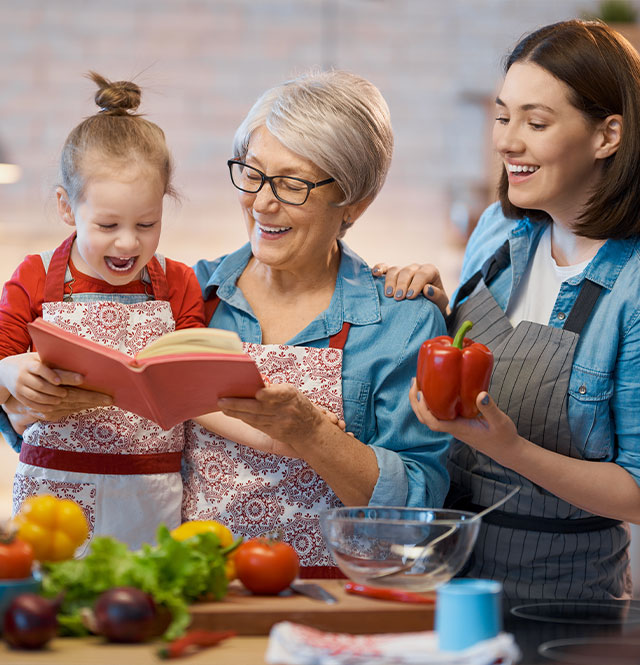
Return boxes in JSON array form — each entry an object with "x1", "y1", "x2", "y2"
[{"x1": 232, "y1": 70, "x2": 393, "y2": 208}]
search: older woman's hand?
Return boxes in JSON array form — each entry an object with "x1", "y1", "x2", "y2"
[
  {"x1": 218, "y1": 384, "x2": 331, "y2": 457},
  {"x1": 409, "y1": 377, "x2": 523, "y2": 469}
]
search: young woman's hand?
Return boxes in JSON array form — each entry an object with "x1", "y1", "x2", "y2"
[
  {"x1": 371, "y1": 262, "x2": 450, "y2": 315},
  {"x1": 408, "y1": 378, "x2": 523, "y2": 468}
]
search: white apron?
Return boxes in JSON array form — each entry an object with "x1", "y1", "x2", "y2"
[
  {"x1": 182, "y1": 301, "x2": 349, "y2": 576},
  {"x1": 13, "y1": 234, "x2": 184, "y2": 551}
]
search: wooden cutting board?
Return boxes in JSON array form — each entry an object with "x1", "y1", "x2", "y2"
[{"x1": 189, "y1": 579, "x2": 435, "y2": 635}]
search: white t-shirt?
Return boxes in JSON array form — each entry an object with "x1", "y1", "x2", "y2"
[{"x1": 506, "y1": 226, "x2": 591, "y2": 327}]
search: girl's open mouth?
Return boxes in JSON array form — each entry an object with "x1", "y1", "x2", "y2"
[{"x1": 105, "y1": 256, "x2": 137, "y2": 272}]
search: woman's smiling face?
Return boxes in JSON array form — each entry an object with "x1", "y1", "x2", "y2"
[
  {"x1": 493, "y1": 61, "x2": 606, "y2": 223},
  {"x1": 238, "y1": 126, "x2": 346, "y2": 274}
]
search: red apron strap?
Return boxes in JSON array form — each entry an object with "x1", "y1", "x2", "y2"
[
  {"x1": 299, "y1": 565, "x2": 346, "y2": 579},
  {"x1": 204, "y1": 293, "x2": 221, "y2": 327},
  {"x1": 328, "y1": 322, "x2": 351, "y2": 350},
  {"x1": 43, "y1": 233, "x2": 76, "y2": 302},
  {"x1": 20, "y1": 442, "x2": 182, "y2": 475},
  {"x1": 145, "y1": 255, "x2": 170, "y2": 301}
]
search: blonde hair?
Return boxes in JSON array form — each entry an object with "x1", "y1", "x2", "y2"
[
  {"x1": 59, "y1": 72, "x2": 175, "y2": 204},
  {"x1": 232, "y1": 70, "x2": 393, "y2": 209}
]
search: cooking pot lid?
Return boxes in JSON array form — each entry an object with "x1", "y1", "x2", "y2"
[{"x1": 510, "y1": 600, "x2": 640, "y2": 625}]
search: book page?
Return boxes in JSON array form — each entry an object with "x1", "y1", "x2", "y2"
[{"x1": 136, "y1": 327, "x2": 244, "y2": 359}]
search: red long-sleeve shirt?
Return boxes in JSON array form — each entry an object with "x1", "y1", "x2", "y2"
[{"x1": 0, "y1": 253, "x2": 205, "y2": 359}]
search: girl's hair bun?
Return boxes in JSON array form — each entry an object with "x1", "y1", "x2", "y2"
[{"x1": 87, "y1": 71, "x2": 141, "y2": 115}]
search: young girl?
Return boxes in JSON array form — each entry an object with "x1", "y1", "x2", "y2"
[
  {"x1": 0, "y1": 73, "x2": 348, "y2": 551},
  {"x1": 0, "y1": 72, "x2": 207, "y2": 550},
  {"x1": 379, "y1": 20, "x2": 640, "y2": 600}
]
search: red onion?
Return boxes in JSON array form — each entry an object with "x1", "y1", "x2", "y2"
[
  {"x1": 93, "y1": 586, "x2": 157, "y2": 643},
  {"x1": 2, "y1": 593, "x2": 58, "y2": 649}
]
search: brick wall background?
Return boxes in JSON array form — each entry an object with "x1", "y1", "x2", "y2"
[{"x1": 0, "y1": 0, "x2": 611, "y2": 242}]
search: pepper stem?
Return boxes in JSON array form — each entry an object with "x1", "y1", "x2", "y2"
[{"x1": 452, "y1": 320, "x2": 473, "y2": 349}]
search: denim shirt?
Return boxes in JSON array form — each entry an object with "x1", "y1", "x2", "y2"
[
  {"x1": 457, "y1": 202, "x2": 640, "y2": 485},
  {"x1": 193, "y1": 240, "x2": 450, "y2": 508}
]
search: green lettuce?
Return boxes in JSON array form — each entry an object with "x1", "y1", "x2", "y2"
[{"x1": 41, "y1": 524, "x2": 232, "y2": 640}]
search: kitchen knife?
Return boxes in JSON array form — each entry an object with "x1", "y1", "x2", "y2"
[{"x1": 289, "y1": 582, "x2": 339, "y2": 604}]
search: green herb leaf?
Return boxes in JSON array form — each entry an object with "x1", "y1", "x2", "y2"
[{"x1": 41, "y1": 524, "x2": 229, "y2": 640}]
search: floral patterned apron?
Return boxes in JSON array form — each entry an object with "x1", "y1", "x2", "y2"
[
  {"x1": 13, "y1": 234, "x2": 184, "y2": 551},
  {"x1": 182, "y1": 298, "x2": 349, "y2": 575}
]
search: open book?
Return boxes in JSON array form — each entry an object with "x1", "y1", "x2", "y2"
[{"x1": 27, "y1": 318, "x2": 264, "y2": 430}]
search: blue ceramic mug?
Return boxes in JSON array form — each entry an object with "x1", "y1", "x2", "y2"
[{"x1": 436, "y1": 578, "x2": 502, "y2": 651}]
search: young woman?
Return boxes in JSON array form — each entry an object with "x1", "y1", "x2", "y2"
[{"x1": 382, "y1": 19, "x2": 640, "y2": 600}]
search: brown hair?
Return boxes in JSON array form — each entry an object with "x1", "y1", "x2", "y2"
[
  {"x1": 59, "y1": 72, "x2": 175, "y2": 204},
  {"x1": 497, "y1": 20, "x2": 640, "y2": 239}
]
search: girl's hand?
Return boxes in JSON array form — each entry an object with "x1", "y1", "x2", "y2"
[
  {"x1": 1, "y1": 373, "x2": 113, "y2": 430},
  {"x1": 408, "y1": 378, "x2": 522, "y2": 468},
  {"x1": 0, "y1": 353, "x2": 75, "y2": 409},
  {"x1": 371, "y1": 262, "x2": 449, "y2": 315},
  {"x1": 2, "y1": 397, "x2": 41, "y2": 435},
  {"x1": 315, "y1": 404, "x2": 354, "y2": 437},
  {"x1": 218, "y1": 384, "x2": 340, "y2": 458}
]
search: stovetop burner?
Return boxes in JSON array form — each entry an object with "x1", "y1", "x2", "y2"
[
  {"x1": 510, "y1": 600, "x2": 640, "y2": 625},
  {"x1": 538, "y1": 636, "x2": 640, "y2": 664}
]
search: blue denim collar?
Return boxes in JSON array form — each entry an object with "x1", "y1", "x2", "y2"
[{"x1": 201, "y1": 240, "x2": 381, "y2": 343}]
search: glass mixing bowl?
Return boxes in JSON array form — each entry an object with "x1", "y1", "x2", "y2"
[{"x1": 320, "y1": 506, "x2": 481, "y2": 592}]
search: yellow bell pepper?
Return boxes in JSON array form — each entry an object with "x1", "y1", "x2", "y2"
[
  {"x1": 13, "y1": 494, "x2": 90, "y2": 562},
  {"x1": 170, "y1": 520, "x2": 237, "y2": 579}
]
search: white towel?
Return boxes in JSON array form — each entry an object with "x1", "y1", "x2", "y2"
[{"x1": 265, "y1": 621, "x2": 521, "y2": 665}]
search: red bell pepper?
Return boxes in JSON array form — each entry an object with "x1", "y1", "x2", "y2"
[
  {"x1": 416, "y1": 320, "x2": 493, "y2": 420},
  {"x1": 157, "y1": 629, "x2": 236, "y2": 659}
]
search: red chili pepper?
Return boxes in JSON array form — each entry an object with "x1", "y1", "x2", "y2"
[
  {"x1": 416, "y1": 320, "x2": 493, "y2": 420},
  {"x1": 344, "y1": 582, "x2": 434, "y2": 604},
  {"x1": 157, "y1": 629, "x2": 236, "y2": 659}
]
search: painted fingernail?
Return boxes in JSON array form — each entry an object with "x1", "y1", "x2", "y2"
[
  {"x1": 481, "y1": 394, "x2": 490, "y2": 405},
  {"x1": 372, "y1": 267, "x2": 380, "y2": 274},
  {"x1": 407, "y1": 289, "x2": 414, "y2": 298},
  {"x1": 395, "y1": 289, "x2": 403, "y2": 299},
  {"x1": 385, "y1": 286, "x2": 393, "y2": 296},
  {"x1": 411, "y1": 377, "x2": 416, "y2": 387},
  {"x1": 427, "y1": 286, "x2": 434, "y2": 297},
  {"x1": 417, "y1": 391, "x2": 422, "y2": 402}
]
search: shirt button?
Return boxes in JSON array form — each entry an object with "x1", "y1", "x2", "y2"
[
  {"x1": 557, "y1": 312, "x2": 566, "y2": 320},
  {"x1": 579, "y1": 385, "x2": 587, "y2": 395}
]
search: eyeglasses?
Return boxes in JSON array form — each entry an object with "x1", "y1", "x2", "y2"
[{"x1": 227, "y1": 159, "x2": 335, "y2": 206}]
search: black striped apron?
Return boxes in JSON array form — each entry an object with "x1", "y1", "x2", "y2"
[{"x1": 446, "y1": 241, "x2": 631, "y2": 600}]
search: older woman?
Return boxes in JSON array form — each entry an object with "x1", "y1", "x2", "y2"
[
  {"x1": 1, "y1": 70, "x2": 449, "y2": 575},
  {"x1": 181, "y1": 70, "x2": 449, "y2": 575}
]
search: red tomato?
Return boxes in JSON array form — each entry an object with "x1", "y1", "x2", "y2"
[
  {"x1": 0, "y1": 536, "x2": 35, "y2": 579},
  {"x1": 234, "y1": 538, "x2": 299, "y2": 595}
]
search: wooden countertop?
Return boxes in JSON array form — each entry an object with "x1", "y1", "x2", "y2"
[
  {"x1": 0, "y1": 580, "x2": 435, "y2": 664},
  {"x1": 0, "y1": 635, "x2": 269, "y2": 665}
]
